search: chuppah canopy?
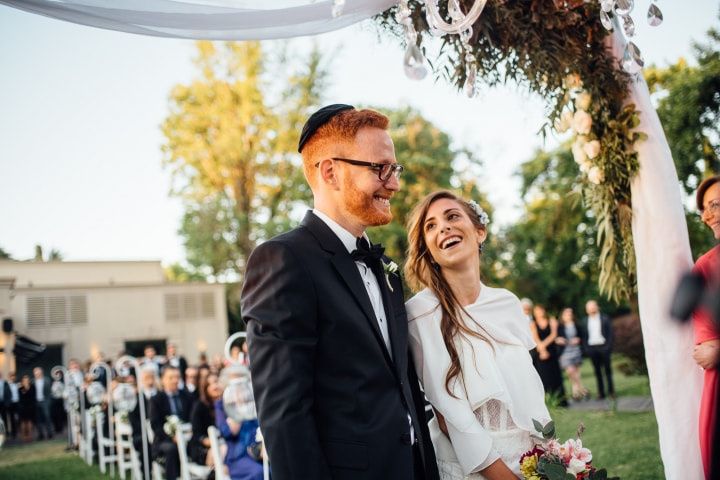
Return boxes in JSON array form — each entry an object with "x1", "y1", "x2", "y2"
[{"x1": 0, "y1": 1, "x2": 703, "y2": 478}]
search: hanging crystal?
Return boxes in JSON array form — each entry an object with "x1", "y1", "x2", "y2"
[
  {"x1": 613, "y1": 0, "x2": 634, "y2": 16},
  {"x1": 622, "y1": 41, "x2": 644, "y2": 74},
  {"x1": 463, "y1": 65, "x2": 477, "y2": 97},
  {"x1": 404, "y1": 44, "x2": 428, "y2": 80},
  {"x1": 600, "y1": 0, "x2": 614, "y2": 13},
  {"x1": 647, "y1": 3, "x2": 663, "y2": 26},
  {"x1": 331, "y1": 0, "x2": 345, "y2": 18},
  {"x1": 622, "y1": 15, "x2": 636, "y2": 37},
  {"x1": 600, "y1": 10, "x2": 613, "y2": 31},
  {"x1": 397, "y1": 0, "x2": 428, "y2": 80}
]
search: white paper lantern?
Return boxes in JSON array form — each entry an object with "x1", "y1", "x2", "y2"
[
  {"x1": 86, "y1": 381, "x2": 106, "y2": 405},
  {"x1": 113, "y1": 383, "x2": 138, "y2": 413}
]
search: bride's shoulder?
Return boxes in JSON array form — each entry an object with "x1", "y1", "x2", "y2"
[
  {"x1": 405, "y1": 289, "x2": 440, "y2": 324},
  {"x1": 482, "y1": 283, "x2": 522, "y2": 307}
]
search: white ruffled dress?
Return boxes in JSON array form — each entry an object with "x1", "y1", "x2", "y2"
[{"x1": 406, "y1": 285, "x2": 551, "y2": 479}]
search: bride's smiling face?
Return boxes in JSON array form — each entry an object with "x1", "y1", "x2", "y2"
[{"x1": 423, "y1": 197, "x2": 486, "y2": 270}]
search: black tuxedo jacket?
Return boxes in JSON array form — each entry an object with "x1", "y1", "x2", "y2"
[
  {"x1": 242, "y1": 211, "x2": 439, "y2": 480},
  {"x1": 148, "y1": 390, "x2": 192, "y2": 449},
  {"x1": 580, "y1": 313, "x2": 614, "y2": 350}
]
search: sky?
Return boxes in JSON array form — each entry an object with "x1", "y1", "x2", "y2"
[{"x1": 0, "y1": 2, "x2": 718, "y2": 265}]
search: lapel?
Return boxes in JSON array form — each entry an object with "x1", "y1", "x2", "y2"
[
  {"x1": 301, "y1": 211, "x2": 395, "y2": 368},
  {"x1": 378, "y1": 259, "x2": 408, "y2": 378}
]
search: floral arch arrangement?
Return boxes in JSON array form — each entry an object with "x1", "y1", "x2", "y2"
[{"x1": 377, "y1": 0, "x2": 651, "y2": 302}]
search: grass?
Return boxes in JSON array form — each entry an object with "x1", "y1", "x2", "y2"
[
  {"x1": 569, "y1": 354, "x2": 651, "y2": 398},
  {"x1": 0, "y1": 440, "x2": 106, "y2": 480},
  {"x1": 550, "y1": 408, "x2": 663, "y2": 480}
]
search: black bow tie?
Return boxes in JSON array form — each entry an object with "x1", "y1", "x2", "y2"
[{"x1": 351, "y1": 237, "x2": 384, "y2": 267}]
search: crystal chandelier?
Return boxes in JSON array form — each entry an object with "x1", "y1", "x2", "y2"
[{"x1": 598, "y1": 0, "x2": 663, "y2": 74}]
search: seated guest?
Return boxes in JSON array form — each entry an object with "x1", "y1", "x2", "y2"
[
  {"x1": 149, "y1": 366, "x2": 192, "y2": 480},
  {"x1": 215, "y1": 366, "x2": 263, "y2": 480},
  {"x1": 129, "y1": 365, "x2": 158, "y2": 469},
  {"x1": 184, "y1": 367, "x2": 199, "y2": 404},
  {"x1": 188, "y1": 372, "x2": 222, "y2": 466}
]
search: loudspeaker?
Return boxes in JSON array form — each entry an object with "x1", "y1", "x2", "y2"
[{"x1": 2, "y1": 317, "x2": 13, "y2": 333}]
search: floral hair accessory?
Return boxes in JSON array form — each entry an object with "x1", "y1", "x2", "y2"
[{"x1": 467, "y1": 200, "x2": 490, "y2": 226}]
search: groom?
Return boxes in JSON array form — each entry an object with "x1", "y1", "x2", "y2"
[{"x1": 241, "y1": 104, "x2": 439, "y2": 480}]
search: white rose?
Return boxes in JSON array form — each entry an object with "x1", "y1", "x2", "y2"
[
  {"x1": 572, "y1": 110, "x2": 593, "y2": 135},
  {"x1": 555, "y1": 110, "x2": 573, "y2": 133},
  {"x1": 583, "y1": 140, "x2": 601, "y2": 159},
  {"x1": 572, "y1": 138, "x2": 587, "y2": 164},
  {"x1": 579, "y1": 159, "x2": 592, "y2": 173},
  {"x1": 575, "y1": 91, "x2": 592, "y2": 111},
  {"x1": 588, "y1": 166, "x2": 605, "y2": 184},
  {"x1": 567, "y1": 457, "x2": 588, "y2": 475}
]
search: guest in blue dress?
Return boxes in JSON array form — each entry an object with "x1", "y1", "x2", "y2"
[{"x1": 214, "y1": 398, "x2": 263, "y2": 480}]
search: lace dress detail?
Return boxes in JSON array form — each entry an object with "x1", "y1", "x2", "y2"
[{"x1": 434, "y1": 399, "x2": 536, "y2": 480}]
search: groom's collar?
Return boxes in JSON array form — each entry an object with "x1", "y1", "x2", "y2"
[
  {"x1": 311, "y1": 208, "x2": 369, "y2": 254},
  {"x1": 300, "y1": 210, "x2": 363, "y2": 255}
]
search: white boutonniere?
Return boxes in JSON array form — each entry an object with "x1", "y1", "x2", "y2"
[{"x1": 383, "y1": 260, "x2": 399, "y2": 292}]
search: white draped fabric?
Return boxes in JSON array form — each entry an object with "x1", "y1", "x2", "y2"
[
  {"x1": 0, "y1": 0, "x2": 397, "y2": 40},
  {"x1": 608, "y1": 32, "x2": 704, "y2": 479}
]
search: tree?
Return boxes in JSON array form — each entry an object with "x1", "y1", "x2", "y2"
[
  {"x1": 162, "y1": 41, "x2": 327, "y2": 280},
  {"x1": 645, "y1": 21, "x2": 720, "y2": 193},
  {"x1": 645, "y1": 20, "x2": 720, "y2": 258},
  {"x1": 496, "y1": 144, "x2": 606, "y2": 315},
  {"x1": 164, "y1": 262, "x2": 208, "y2": 283},
  {"x1": 0, "y1": 246, "x2": 11, "y2": 259}
]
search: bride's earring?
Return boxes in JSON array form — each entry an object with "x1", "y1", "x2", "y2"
[{"x1": 479, "y1": 242, "x2": 485, "y2": 254}]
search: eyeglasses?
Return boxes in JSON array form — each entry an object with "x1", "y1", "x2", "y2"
[
  {"x1": 701, "y1": 198, "x2": 720, "y2": 217},
  {"x1": 315, "y1": 157, "x2": 404, "y2": 182}
]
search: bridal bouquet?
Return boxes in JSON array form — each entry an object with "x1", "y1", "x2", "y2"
[
  {"x1": 163, "y1": 415, "x2": 181, "y2": 437},
  {"x1": 519, "y1": 421, "x2": 618, "y2": 480}
]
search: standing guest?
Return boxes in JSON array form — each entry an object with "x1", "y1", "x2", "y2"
[
  {"x1": 18, "y1": 374, "x2": 36, "y2": 442},
  {"x1": 581, "y1": 300, "x2": 615, "y2": 400},
  {"x1": 198, "y1": 353, "x2": 210, "y2": 371},
  {"x1": 530, "y1": 305, "x2": 567, "y2": 406},
  {"x1": 142, "y1": 345, "x2": 162, "y2": 375},
  {"x1": 33, "y1": 367, "x2": 54, "y2": 439},
  {"x1": 242, "y1": 105, "x2": 438, "y2": 480},
  {"x1": 555, "y1": 307, "x2": 589, "y2": 401},
  {"x1": 149, "y1": 366, "x2": 192, "y2": 480},
  {"x1": 165, "y1": 342, "x2": 188, "y2": 382},
  {"x1": 692, "y1": 175, "x2": 720, "y2": 478},
  {"x1": 184, "y1": 366, "x2": 200, "y2": 404},
  {"x1": 188, "y1": 372, "x2": 221, "y2": 467},
  {"x1": 0, "y1": 372, "x2": 11, "y2": 434},
  {"x1": 8, "y1": 372, "x2": 20, "y2": 439}
]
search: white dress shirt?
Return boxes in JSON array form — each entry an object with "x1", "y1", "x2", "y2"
[
  {"x1": 10, "y1": 382, "x2": 19, "y2": 403},
  {"x1": 313, "y1": 209, "x2": 392, "y2": 356},
  {"x1": 587, "y1": 313, "x2": 606, "y2": 346},
  {"x1": 35, "y1": 378, "x2": 45, "y2": 401}
]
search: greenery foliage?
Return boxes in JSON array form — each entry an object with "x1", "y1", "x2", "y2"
[{"x1": 376, "y1": 0, "x2": 645, "y2": 302}]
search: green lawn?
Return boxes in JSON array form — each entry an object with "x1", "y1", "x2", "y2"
[
  {"x1": 0, "y1": 440, "x2": 106, "y2": 480},
  {"x1": 568, "y1": 354, "x2": 651, "y2": 399}
]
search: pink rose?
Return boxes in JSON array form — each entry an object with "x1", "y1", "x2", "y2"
[{"x1": 572, "y1": 111, "x2": 592, "y2": 135}]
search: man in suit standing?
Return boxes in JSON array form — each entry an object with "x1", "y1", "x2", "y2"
[
  {"x1": 581, "y1": 299, "x2": 615, "y2": 400},
  {"x1": 33, "y1": 367, "x2": 54, "y2": 439},
  {"x1": 242, "y1": 105, "x2": 439, "y2": 480},
  {"x1": 149, "y1": 365, "x2": 192, "y2": 480}
]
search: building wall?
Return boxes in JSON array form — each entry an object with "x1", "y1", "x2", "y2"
[
  {"x1": 0, "y1": 260, "x2": 165, "y2": 288},
  {"x1": 0, "y1": 261, "x2": 228, "y2": 367}
]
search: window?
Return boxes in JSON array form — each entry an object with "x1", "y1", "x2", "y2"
[
  {"x1": 164, "y1": 292, "x2": 215, "y2": 321},
  {"x1": 26, "y1": 294, "x2": 88, "y2": 328}
]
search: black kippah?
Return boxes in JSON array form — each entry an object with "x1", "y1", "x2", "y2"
[{"x1": 298, "y1": 103, "x2": 355, "y2": 153}]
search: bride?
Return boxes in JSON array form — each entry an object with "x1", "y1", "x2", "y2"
[{"x1": 404, "y1": 190, "x2": 551, "y2": 479}]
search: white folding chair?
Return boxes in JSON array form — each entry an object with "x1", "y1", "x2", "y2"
[
  {"x1": 115, "y1": 415, "x2": 142, "y2": 480},
  {"x1": 83, "y1": 410, "x2": 96, "y2": 465},
  {"x1": 144, "y1": 419, "x2": 164, "y2": 480},
  {"x1": 176, "y1": 423, "x2": 211, "y2": 480},
  {"x1": 95, "y1": 410, "x2": 118, "y2": 475},
  {"x1": 207, "y1": 426, "x2": 228, "y2": 480}
]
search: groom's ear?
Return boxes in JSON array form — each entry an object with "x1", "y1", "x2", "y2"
[{"x1": 318, "y1": 158, "x2": 340, "y2": 190}]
